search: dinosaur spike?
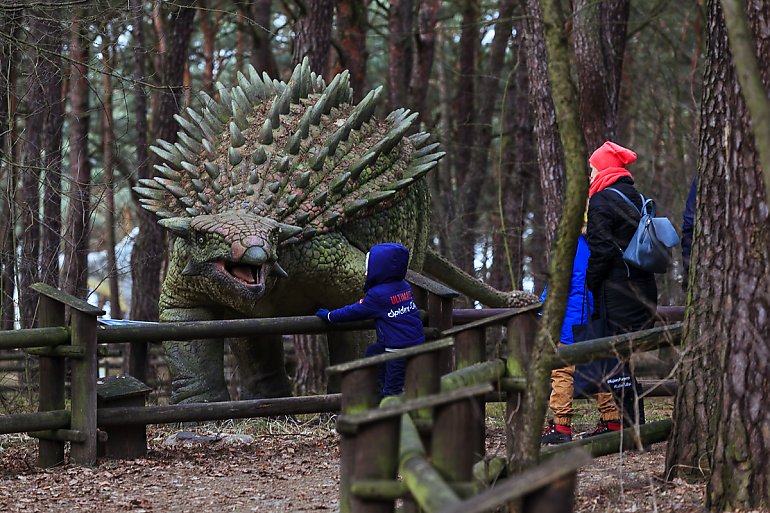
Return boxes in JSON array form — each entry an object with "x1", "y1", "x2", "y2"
[
  {"x1": 299, "y1": 57, "x2": 311, "y2": 98},
  {"x1": 297, "y1": 109, "x2": 312, "y2": 138},
  {"x1": 231, "y1": 99, "x2": 249, "y2": 130},
  {"x1": 200, "y1": 90, "x2": 229, "y2": 123},
  {"x1": 285, "y1": 130, "x2": 302, "y2": 155},
  {"x1": 185, "y1": 207, "x2": 201, "y2": 216},
  {"x1": 202, "y1": 139, "x2": 217, "y2": 160},
  {"x1": 229, "y1": 147, "x2": 243, "y2": 166},
  {"x1": 286, "y1": 193, "x2": 298, "y2": 206},
  {"x1": 365, "y1": 190, "x2": 396, "y2": 206},
  {"x1": 289, "y1": 62, "x2": 302, "y2": 103},
  {"x1": 384, "y1": 177, "x2": 415, "y2": 191},
  {"x1": 374, "y1": 112, "x2": 419, "y2": 155},
  {"x1": 135, "y1": 186, "x2": 166, "y2": 200},
  {"x1": 277, "y1": 223, "x2": 303, "y2": 242},
  {"x1": 156, "y1": 178, "x2": 190, "y2": 199},
  {"x1": 277, "y1": 156, "x2": 291, "y2": 174},
  {"x1": 412, "y1": 151, "x2": 446, "y2": 167},
  {"x1": 349, "y1": 151, "x2": 379, "y2": 181},
  {"x1": 177, "y1": 131, "x2": 203, "y2": 155},
  {"x1": 414, "y1": 142, "x2": 441, "y2": 158},
  {"x1": 262, "y1": 195, "x2": 273, "y2": 205},
  {"x1": 214, "y1": 83, "x2": 233, "y2": 117},
  {"x1": 230, "y1": 122, "x2": 245, "y2": 148},
  {"x1": 138, "y1": 178, "x2": 162, "y2": 188},
  {"x1": 329, "y1": 172, "x2": 351, "y2": 193},
  {"x1": 294, "y1": 211, "x2": 310, "y2": 225},
  {"x1": 295, "y1": 171, "x2": 312, "y2": 189},
  {"x1": 259, "y1": 118, "x2": 273, "y2": 145},
  {"x1": 174, "y1": 142, "x2": 198, "y2": 163},
  {"x1": 237, "y1": 71, "x2": 258, "y2": 104},
  {"x1": 405, "y1": 161, "x2": 438, "y2": 180},
  {"x1": 300, "y1": 227, "x2": 318, "y2": 239},
  {"x1": 343, "y1": 199, "x2": 368, "y2": 216},
  {"x1": 262, "y1": 72, "x2": 275, "y2": 92},
  {"x1": 178, "y1": 195, "x2": 195, "y2": 208},
  {"x1": 408, "y1": 131, "x2": 431, "y2": 147},
  {"x1": 252, "y1": 146, "x2": 267, "y2": 165},
  {"x1": 197, "y1": 192, "x2": 209, "y2": 204},
  {"x1": 308, "y1": 147, "x2": 328, "y2": 171},
  {"x1": 386, "y1": 108, "x2": 406, "y2": 124},
  {"x1": 204, "y1": 161, "x2": 221, "y2": 179},
  {"x1": 324, "y1": 212, "x2": 341, "y2": 227},
  {"x1": 309, "y1": 92, "x2": 329, "y2": 125},
  {"x1": 180, "y1": 161, "x2": 200, "y2": 178},
  {"x1": 174, "y1": 114, "x2": 204, "y2": 140},
  {"x1": 158, "y1": 217, "x2": 192, "y2": 238},
  {"x1": 211, "y1": 181, "x2": 223, "y2": 194},
  {"x1": 312, "y1": 191, "x2": 328, "y2": 207},
  {"x1": 153, "y1": 164, "x2": 181, "y2": 182},
  {"x1": 268, "y1": 182, "x2": 281, "y2": 194},
  {"x1": 191, "y1": 179, "x2": 205, "y2": 193},
  {"x1": 246, "y1": 64, "x2": 261, "y2": 87},
  {"x1": 197, "y1": 114, "x2": 219, "y2": 142},
  {"x1": 326, "y1": 125, "x2": 351, "y2": 156},
  {"x1": 233, "y1": 85, "x2": 251, "y2": 114},
  {"x1": 349, "y1": 86, "x2": 383, "y2": 130},
  {"x1": 156, "y1": 210, "x2": 174, "y2": 219},
  {"x1": 150, "y1": 145, "x2": 182, "y2": 168},
  {"x1": 248, "y1": 169, "x2": 259, "y2": 185}
]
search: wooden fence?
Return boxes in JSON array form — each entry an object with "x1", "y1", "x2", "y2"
[{"x1": 0, "y1": 280, "x2": 684, "y2": 512}]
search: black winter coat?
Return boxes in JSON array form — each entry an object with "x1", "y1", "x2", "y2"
[{"x1": 586, "y1": 177, "x2": 657, "y2": 335}]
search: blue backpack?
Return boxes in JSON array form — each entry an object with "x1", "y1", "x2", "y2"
[{"x1": 607, "y1": 188, "x2": 680, "y2": 274}]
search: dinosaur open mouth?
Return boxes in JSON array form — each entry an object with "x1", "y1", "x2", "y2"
[{"x1": 215, "y1": 261, "x2": 266, "y2": 289}]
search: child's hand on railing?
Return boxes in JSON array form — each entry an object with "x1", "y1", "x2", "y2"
[{"x1": 315, "y1": 308, "x2": 331, "y2": 322}]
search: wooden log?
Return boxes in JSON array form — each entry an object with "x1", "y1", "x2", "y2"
[
  {"x1": 540, "y1": 419, "x2": 672, "y2": 459},
  {"x1": 26, "y1": 346, "x2": 86, "y2": 358},
  {"x1": 327, "y1": 338, "x2": 454, "y2": 375},
  {"x1": 439, "y1": 449, "x2": 591, "y2": 513},
  {"x1": 406, "y1": 271, "x2": 459, "y2": 299},
  {"x1": 440, "y1": 360, "x2": 505, "y2": 391},
  {"x1": 35, "y1": 292, "x2": 67, "y2": 468},
  {"x1": 98, "y1": 394, "x2": 342, "y2": 426},
  {"x1": 350, "y1": 480, "x2": 478, "y2": 501},
  {"x1": 69, "y1": 309, "x2": 100, "y2": 465},
  {"x1": 0, "y1": 410, "x2": 70, "y2": 434},
  {"x1": 442, "y1": 303, "x2": 543, "y2": 337},
  {"x1": 0, "y1": 327, "x2": 70, "y2": 350},
  {"x1": 450, "y1": 305, "x2": 684, "y2": 325},
  {"x1": 28, "y1": 429, "x2": 87, "y2": 443}
]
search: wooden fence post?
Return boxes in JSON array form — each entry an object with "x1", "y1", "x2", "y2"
[
  {"x1": 505, "y1": 311, "x2": 538, "y2": 473},
  {"x1": 32, "y1": 285, "x2": 66, "y2": 468}
]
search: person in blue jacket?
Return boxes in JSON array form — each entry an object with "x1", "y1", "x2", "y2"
[
  {"x1": 541, "y1": 233, "x2": 622, "y2": 445},
  {"x1": 316, "y1": 243, "x2": 425, "y2": 398}
]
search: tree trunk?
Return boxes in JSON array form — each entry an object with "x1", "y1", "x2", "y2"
[
  {"x1": 199, "y1": 0, "x2": 216, "y2": 93},
  {"x1": 387, "y1": 0, "x2": 413, "y2": 112},
  {"x1": 336, "y1": 0, "x2": 368, "y2": 101},
  {"x1": 292, "y1": 0, "x2": 334, "y2": 75},
  {"x1": 63, "y1": 12, "x2": 91, "y2": 302},
  {"x1": 523, "y1": 0, "x2": 566, "y2": 253},
  {"x1": 293, "y1": 334, "x2": 329, "y2": 395},
  {"x1": 101, "y1": 30, "x2": 121, "y2": 320},
  {"x1": 246, "y1": 0, "x2": 278, "y2": 77},
  {"x1": 667, "y1": 1, "x2": 770, "y2": 508},
  {"x1": 0, "y1": 11, "x2": 16, "y2": 330},
  {"x1": 406, "y1": 0, "x2": 439, "y2": 120},
  {"x1": 572, "y1": 0, "x2": 630, "y2": 150}
]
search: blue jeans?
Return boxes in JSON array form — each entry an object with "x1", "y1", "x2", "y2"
[{"x1": 365, "y1": 341, "x2": 407, "y2": 398}]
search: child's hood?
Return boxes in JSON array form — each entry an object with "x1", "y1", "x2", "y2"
[{"x1": 364, "y1": 243, "x2": 410, "y2": 291}]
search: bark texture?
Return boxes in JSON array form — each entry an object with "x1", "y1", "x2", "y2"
[
  {"x1": 336, "y1": 0, "x2": 368, "y2": 102},
  {"x1": 292, "y1": 0, "x2": 334, "y2": 76}
]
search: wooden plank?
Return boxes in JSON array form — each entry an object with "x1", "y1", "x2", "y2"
[
  {"x1": 336, "y1": 384, "x2": 492, "y2": 434},
  {"x1": 36, "y1": 293, "x2": 66, "y2": 468},
  {"x1": 406, "y1": 270, "x2": 459, "y2": 299},
  {"x1": 98, "y1": 394, "x2": 342, "y2": 426},
  {"x1": 440, "y1": 449, "x2": 591, "y2": 513},
  {"x1": 68, "y1": 309, "x2": 99, "y2": 465},
  {"x1": 30, "y1": 283, "x2": 105, "y2": 316},
  {"x1": 327, "y1": 338, "x2": 454, "y2": 375},
  {"x1": 441, "y1": 303, "x2": 542, "y2": 337}
]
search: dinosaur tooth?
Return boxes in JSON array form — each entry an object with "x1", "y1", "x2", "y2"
[
  {"x1": 310, "y1": 91, "x2": 330, "y2": 125},
  {"x1": 178, "y1": 195, "x2": 195, "y2": 208},
  {"x1": 246, "y1": 64, "x2": 261, "y2": 87},
  {"x1": 174, "y1": 114, "x2": 203, "y2": 140},
  {"x1": 150, "y1": 145, "x2": 182, "y2": 167},
  {"x1": 157, "y1": 179, "x2": 190, "y2": 200},
  {"x1": 329, "y1": 172, "x2": 351, "y2": 193},
  {"x1": 227, "y1": 146, "x2": 243, "y2": 166},
  {"x1": 156, "y1": 210, "x2": 174, "y2": 219},
  {"x1": 270, "y1": 262, "x2": 289, "y2": 278},
  {"x1": 204, "y1": 161, "x2": 220, "y2": 179},
  {"x1": 230, "y1": 122, "x2": 245, "y2": 148},
  {"x1": 262, "y1": 71, "x2": 276, "y2": 94},
  {"x1": 312, "y1": 191, "x2": 328, "y2": 207},
  {"x1": 309, "y1": 147, "x2": 328, "y2": 171},
  {"x1": 153, "y1": 164, "x2": 181, "y2": 181},
  {"x1": 349, "y1": 151, "x2": 378, "y2": 180},
  {"x1": 386, "y1": 108, "x2": 406, "y2": 124},
  {"x1": 252, "y1": 147, "x2": 268, "y2": 165},
  {"x1": 214, "y1": 84, "x2": 233, "y2": 117},
  {"x1": 343, "y1": 199, "x2": 368, "y2": 216},
  {"x1": 233, "y1": 86, "x2": 251, "y2": 115},
  {"x1": 258, "y1": 118, "x2": 273, "y2": 145},
  {"x1": 197, "y1": 114, "x2": 219, "y2": 142}
]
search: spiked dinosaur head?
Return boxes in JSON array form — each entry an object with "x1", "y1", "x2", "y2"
[{"x1": 134, "y1": 59, "x2": 443, "y2": 301}]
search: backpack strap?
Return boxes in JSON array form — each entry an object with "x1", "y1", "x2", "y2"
[{"x1": 606, "y1": 187, "x2": 642, "y2": 216}]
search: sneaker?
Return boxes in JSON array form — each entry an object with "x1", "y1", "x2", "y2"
[
  {"x1": 541, "y1": 420, "x2": 572, "y2": 445},
  {"x1": 582, "y1": 420, "x2": 622, "y2": 438}
]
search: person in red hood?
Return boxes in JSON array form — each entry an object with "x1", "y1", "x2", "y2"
[{"x1": 583, "y1": 141, "x2": 655, "y2": 435}]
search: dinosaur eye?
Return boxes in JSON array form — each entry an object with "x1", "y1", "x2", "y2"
[{"x1": 197, "y1": 235, "x2": 205, "y2": 245}]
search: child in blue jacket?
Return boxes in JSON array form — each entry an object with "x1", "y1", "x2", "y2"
[{"x1": 316, "y1": 243, "x2": 425, "y2": 397}]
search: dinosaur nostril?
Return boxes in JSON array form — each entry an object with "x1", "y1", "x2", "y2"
[{"x1": 242, "y1": 246, "x2": 268, "y2": 264}]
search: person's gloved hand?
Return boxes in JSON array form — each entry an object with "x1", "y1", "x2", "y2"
[{"x1": 315, "y1": 308, "x2": 331, "y2": 322}]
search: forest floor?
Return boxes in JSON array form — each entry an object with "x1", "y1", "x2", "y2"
[{"x1": 0, "y1": 398, "x2": 713, "y2": 513}]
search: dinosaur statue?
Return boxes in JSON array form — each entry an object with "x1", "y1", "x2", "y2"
[{"x1": 135, "y1": 59, "x2": 537, "y2": 404}]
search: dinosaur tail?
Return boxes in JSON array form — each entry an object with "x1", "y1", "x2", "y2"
[{"x1": 423, "y1": 248, "x2": 539, "y2": 308}]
